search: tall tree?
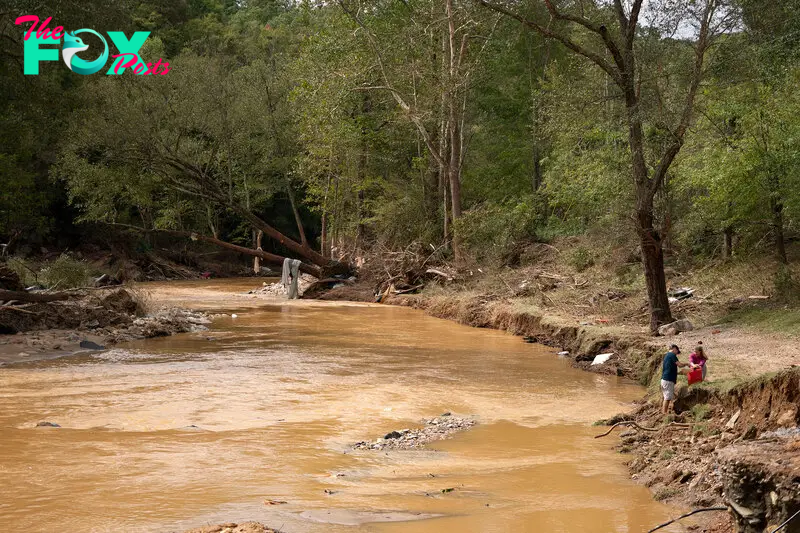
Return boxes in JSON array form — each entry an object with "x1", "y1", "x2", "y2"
[{"x1": 478, "y1": 0, "x2": 738, "y2": 332}]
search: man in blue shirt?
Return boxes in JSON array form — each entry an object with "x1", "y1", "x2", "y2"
[{"x1": 661, "y1": 344, "x2": 690, "y2": 414}]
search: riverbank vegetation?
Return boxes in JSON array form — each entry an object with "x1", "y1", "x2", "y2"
[{"x1": 3, "y1": 0, "x2": 799, "y2": 331}]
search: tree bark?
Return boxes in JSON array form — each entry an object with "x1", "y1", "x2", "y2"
[
  {"x1": 638, "y1": 207, "x2": 673, "y2": 332},
  {"x1": 771, "y1": 195, "x2": 788, "y2": 264},
  {"x1": 230, "y1": 205, "x2": 332, "y2": 269},
  {"x1": 286, "y1": 185, "x2": 308, "y2": 247},
  {"x1": 253, "y1": 230, "x2": 263, "y2": 274},
  {"x1": 446, "y1": 0, "x2": 464, "y2": 261},
  {"x1": 723, "y1": 226, "x2": 733, "y2": 259}
]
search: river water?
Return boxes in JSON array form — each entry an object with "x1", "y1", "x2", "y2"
[{"x1": 0, "y1": 280, "x2": 681, "y2": 532}]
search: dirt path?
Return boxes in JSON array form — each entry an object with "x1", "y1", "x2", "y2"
[{"x1": 647, "y1": 325, "x2": 800, "y2": 382}]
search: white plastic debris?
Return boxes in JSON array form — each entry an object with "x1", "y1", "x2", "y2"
[{"x1": 591, "y1": 353, "x2": 614, "y2": 365}]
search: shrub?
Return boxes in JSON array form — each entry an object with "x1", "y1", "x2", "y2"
[
  {"x1": 774, "y1": 265, "x2": 800, "y2": 303},
  {"x1": 569, "y1": 246, "x2": 595, "y2": 272},
  {"x1": 38, "y1": 254, "x2": 92, "y2": 289},
  {"x1": 690, "y1": 403, "x2": 711, "y2": 422},
  {"x1": 6, "y1": 256, "x2": 38, "y2": 287},
  {"x1": 456, "y1": 196, "x2": 544, "y2": 264},
  {"x1": 658, "y1": 448, "x2": 675, "y2": 460}
]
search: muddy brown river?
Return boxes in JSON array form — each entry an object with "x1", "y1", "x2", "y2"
[{"x1": 0, "y1": 280, "x2": 684, "y2": 532}]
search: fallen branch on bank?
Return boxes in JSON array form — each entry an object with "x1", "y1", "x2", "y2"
[
  {"x1": 594, "y1": 420, "x2": 692, "y2": 438},
  {"x1": 646, "y1": 507, "x2": 728, "y2": 533},
  {"x1": 0, "y1": 305, "x2": 40, "y2": 314}
]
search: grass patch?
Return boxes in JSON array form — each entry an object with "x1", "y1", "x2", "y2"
[
  {"x1": 692, "y1": 423, "x2": 713, "y2": 437},
  {"x1": 659, "y1": 448, "x2": 675, "y2": 460},
  {"x1": 717, "y1": 307, "x2": 800, "y2": 337},
  {"x1": 654, "y1": 487, "x2": 681, "y2": 501},
  {"x1": 690, "y1": 403, "x2": 711, "y2": 422}
]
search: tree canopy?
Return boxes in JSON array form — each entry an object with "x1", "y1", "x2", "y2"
[{"x1": 1, "y1": 0, "x2": 798, "y2": 326}]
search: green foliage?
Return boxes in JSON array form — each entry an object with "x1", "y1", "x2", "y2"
[
  {"x1": 7, "y1": 254, "x2": 93, "y2": 289},
  {"x1": 690, "y1": 403, "x2": 711, "y2": 422},
  {"x1": 658, "y1": 448, "x2": 676, "y2": 461},
  {"x1": 568, "y1": 247, "x2": 594, "y2": 272},
  {"x1": 1, "y1": 0, "x2": 798, "y2": 289},
  {"x1": 6, "y1": 257, "x2": 38, "y2": 287},
  {"x1": 38, "y1": 254, "x2": 93, "y2": 289},
  {"x1": 455, "y1": 197, "x2": 543, "y2": 264},
  {"x1": 774, "y1": 266, "x2": 800, "y2": 303}
]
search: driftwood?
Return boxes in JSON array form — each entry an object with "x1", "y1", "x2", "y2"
[
  {"x1": 393, "y1": 284, "x2": 424, "y2": 295},
  {"x1": 425, "y1": 268, "x2": 454, "y2": 281},
  {"x1": 646, "y1": 507, "x2": 728, "y2": 533},
  {"x1": 594, "y1": 420, "x2": 692, "y2": 438},
  {"x1": 0, "y1": 305, "x2": 40, "y2": 314}
]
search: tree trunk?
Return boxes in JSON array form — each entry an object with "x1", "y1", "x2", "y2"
[
  {"x1": 286, "y1": 185, "x2": 308, "y2": 247},
  {"x1": 113, "y1": 224, "x2": 322, "y2": 277},
  {"x1": 638, "y1": 207, "x2": 674, "y2": 333},
  {"x1": 625, "y1": 82, "x2": 673, "y2": 333},
  {"x1": 771, "y1": 195, "x2": 788, "y2": 264},
  {"x1": 446, "y1": 0, "x2": 463, "y2": 262},
  {"x1": 320, "y1": 211, "x2": 328, "y2": 258},
  {"x1": 723, "y1": 226, "x2": 733, "y2": 259},
  {"x1": 230, "y1": 205, "x2": 331, "y2": 269},
  {"x1": 532, "y1": 145, "x2": 542, "y2": 191},
  {"x1": 253, "y1": 230, "x2": 263, "y2": 274},
  {"x1": 0, "y1": 289, "x2": 72, "y2": 303}
]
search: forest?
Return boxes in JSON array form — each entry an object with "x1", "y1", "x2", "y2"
[{"x1": 2, "y1": 0, "x2": 799, "y2": 331}]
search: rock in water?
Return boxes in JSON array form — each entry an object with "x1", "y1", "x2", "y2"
[
  {"x1": 79, "y1": 340, "x2": 106, "y2": 350},
  {"x1": 36, "y1": 421, "x2": 60, "y2": 427}
]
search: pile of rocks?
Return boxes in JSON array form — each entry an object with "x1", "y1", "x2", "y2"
[
  {"x1": 182, "y1": 522, "x2": 277, "y2": 533},
  {"x1": 248, "y1": 275, "x2": 315, "y2": 298},
  {"x1": 353, "y1": 413, "x2": 477, "y2": 451},
  {"x1": 104, "y1": 308, "x2": 210, "y2": 343}
]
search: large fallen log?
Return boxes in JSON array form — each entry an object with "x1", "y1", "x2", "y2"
[
  {"x1": 0, "y1": 289, "x2": 73, "y2": 303},
  {"x1": 109, "y1": 224, "x2": 323, "y2": 278}
]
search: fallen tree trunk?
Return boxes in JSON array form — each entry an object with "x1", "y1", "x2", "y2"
[
  {"x1": 111, "y1": 224, "x2": 323, "y2": 277},
  {"x1": 0, "y1": 289, "x2": 73, "y2": 303},
  {"x1": 231, "y1": 207, "x2": 351, "y2": 275}
]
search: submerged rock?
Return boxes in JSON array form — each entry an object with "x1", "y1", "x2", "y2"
[
  {"x1": 79, "y1": 340, "x2": 106, "y2": 350},
  {"x1": 36, "y1": 421, "x2": 60, "y2": 428}
]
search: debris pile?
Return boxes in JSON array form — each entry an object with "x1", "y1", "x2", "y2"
[
  {"x1": 353, "y1": 414, "x2": 476, "y2": 451},
  {"x1": 182, "y1": 522, "x2": 277, "y2": 533},
  {"x1": 248, "y1": 275, "x2": 315, "y2": 297}
]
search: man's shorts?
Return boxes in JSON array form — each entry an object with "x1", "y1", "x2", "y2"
[{"x1": 661, "y1": 379, "x2": 676, "y2": 401}]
